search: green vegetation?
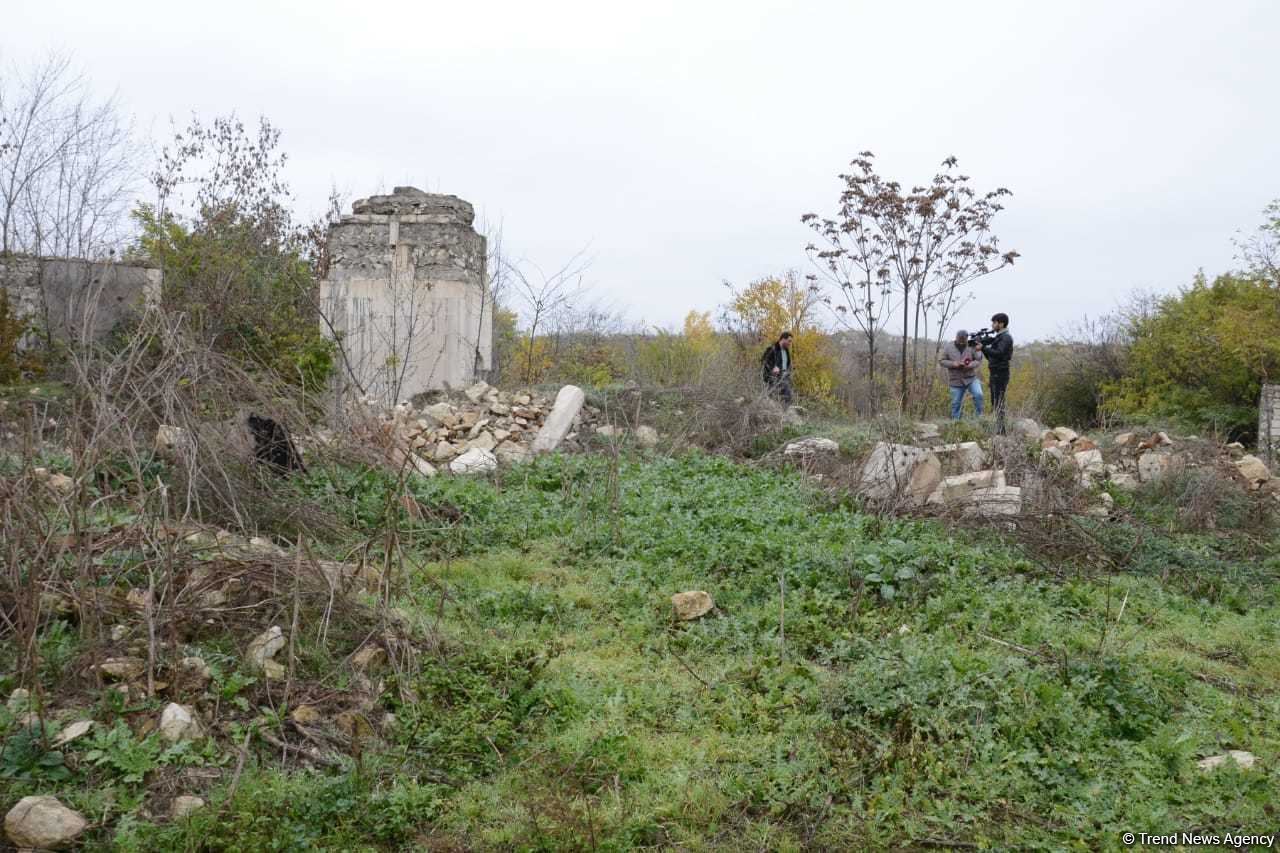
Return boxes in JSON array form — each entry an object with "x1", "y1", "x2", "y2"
[{"x1": 34, "y1": 451, "x2": 1268, "y2": 851}]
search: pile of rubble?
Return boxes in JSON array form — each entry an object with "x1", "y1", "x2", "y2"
[
  {"x1": 788, "y1": 417, "x2": 1278, "y2": 520},
  {"x1": 348, "y1": 382, "x2": 665, "y2": 478},
  {"x1": 1037, "y1": 425, "x2": 1280, "y2": 497}
]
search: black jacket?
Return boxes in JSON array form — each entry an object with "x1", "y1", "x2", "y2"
[
  {"x1": 984, "y1": 330, "x2": 1013, "y2": 373},
  {"x1": 761, "y1": 342, "x2": 794, "y2": 382}
]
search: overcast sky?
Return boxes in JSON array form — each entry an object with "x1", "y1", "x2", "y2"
[{"x1": 7, "y1": 0, "x2": 1278, "y2": 340}]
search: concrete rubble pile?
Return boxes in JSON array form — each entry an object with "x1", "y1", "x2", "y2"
[{"x1": 344, "y1": 382, "x2": 629, "y2": 476}]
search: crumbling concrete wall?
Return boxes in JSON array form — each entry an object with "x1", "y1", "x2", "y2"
[
  {"x1": 1261, "y1": 384, "x2": 1280, "y2": 465},
  {"x1": 0, "y1": 255, "x2": 160, "y2": 344},
  {"x1": 319, "y1": 187, "x2": 491, "y2": 405}
]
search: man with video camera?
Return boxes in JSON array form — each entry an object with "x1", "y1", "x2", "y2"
[{"x1": 982, "y1": 313, "x2": 1013, "y2": 434}]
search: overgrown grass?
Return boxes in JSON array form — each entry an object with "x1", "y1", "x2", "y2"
[{"x1": 9, "y1": 451, "x2": 1280, "y2": 850}]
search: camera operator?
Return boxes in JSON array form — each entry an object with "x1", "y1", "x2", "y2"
[{"x1": 982, "y1": 313, "x2": 1013, "y2": 434}]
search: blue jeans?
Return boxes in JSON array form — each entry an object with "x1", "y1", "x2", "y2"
[{"x1": 949, "y1": 379, "x2": 984, "y2": 419}]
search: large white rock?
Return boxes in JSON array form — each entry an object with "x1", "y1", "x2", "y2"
[
  {"x1": 927, "y1": 469, "x2": 1006, "y2": 504},
  {"x1": 784, "y1": 437, "x2": 840, "y2": 456},
  {"x1": 450, "y1": 447, "x2": 498, "y2": 475},
  {"x1": 858, "y1": 442, "x2": 942, "y2": 505},
  {"x1": 5, "y1": 796, "x2": 87, "y2": 849},
  {"x1": 1235, "y1": 455, "x2": 1271, "y2": 485},
  {"x1": 154, "y1": 424, "x2": 191, "y2": 456},
  {"x1": 159, "y1": 702, "x2": 203, "y2": 742},
  {"x1": 1052, "y1": 426, "x2": 1079, "y2": 443},
  {"x1": 1073, "y1": 448, "x2": 1106, "y2": 484},
  {"x1": 1197, "y1": 750, "x2": 1256, "y2": 771},
  {"x1": 932, "y1": 441, "x2": 986, "y2": 475},
  {"x1": 52, "y1": 720, "x2": 93, "y2": 747},
  {"x1": 531, "y1": 385, "x2": 585, "y2": 454},
  {"x1": 671, "y1": 591, "x2": 714, "y2": 620}
]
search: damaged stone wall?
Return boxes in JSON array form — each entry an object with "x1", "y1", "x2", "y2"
[
  {"x1": 319, "y1": 187, "x2": 491, "y2": 405},
  {"x1": 0, "y1": 255, "x2": 160, "y2": 344}
]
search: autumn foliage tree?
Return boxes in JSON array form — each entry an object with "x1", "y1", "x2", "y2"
[
  {"x1": 722, "y1": 271, "x2": 837, "y2": 401},
  {"x1": 803, "y1": 152, "x2": 1018, "y2": 415}
]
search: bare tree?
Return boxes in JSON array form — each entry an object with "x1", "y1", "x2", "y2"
[
  {"x1": 0, "y1": 52, "x2": 136, "y2": 259},
  {"x1": 506, "y1": 249, "x2": 590, "y2": 384},
  {"x1": 804, "y1": 152, "x2": 1018, "y2": 415},
  {"x1": 1236, "y1": 198, "x2": 1280, "y2": 282}
]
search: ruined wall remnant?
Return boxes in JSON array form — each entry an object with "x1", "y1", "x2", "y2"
[
  {"x1": 1261, "y1": 384, "x2": 1280, "y2": 465},
  {"x1": 319, "y1": 187, "x2": 491, "y2": 404},
  {"x1": 0, "y1": 256, "x2": 160, "y2": 344}
]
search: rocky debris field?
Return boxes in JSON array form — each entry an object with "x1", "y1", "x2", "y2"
[{"x1": 782, "y1": 415, "x2": 1277, "y2": 520}]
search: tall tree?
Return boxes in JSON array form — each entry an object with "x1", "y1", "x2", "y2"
[
  {"x1": 0, "y1": 53, "x2": 136, "y2": 258},
  {"x1": 804, "y1": 152, "x2": 1018, "y2": 414}
]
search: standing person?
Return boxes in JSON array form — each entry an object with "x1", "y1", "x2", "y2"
[
  {"x1": 983, "y1": 313, "x2": 1014, "y2": 434},
  {"x1": 761, "y1": 331, "x2": 795, "y2": 408},
  {"x1": 939, "y1": 329, "x2": 984, "y2": 419}
]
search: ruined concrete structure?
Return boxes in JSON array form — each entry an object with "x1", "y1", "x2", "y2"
[
  {"x1": 1261, "y1": 384, "x2": 1280, "y2": 464},
  {"x1": 319, "y1": 187, "x2": 491, "y2": 405},
  {"x1": 0, "y1": 255, "x2": 160, "y2": 344}
]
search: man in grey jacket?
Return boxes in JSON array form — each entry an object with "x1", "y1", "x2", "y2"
[{"x1": 939, "y1": 329, "x2": 984, "y2": 419}]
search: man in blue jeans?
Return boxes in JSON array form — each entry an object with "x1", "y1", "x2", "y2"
[{"x1": 939, "y1": 329, "x2": 984, "y2": 419}]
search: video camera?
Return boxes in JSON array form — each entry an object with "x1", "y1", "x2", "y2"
[{"x1": 967, "y1": 328, "x2": 997, "y2": 348}]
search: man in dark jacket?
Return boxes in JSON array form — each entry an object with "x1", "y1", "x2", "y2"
[
  {"x1": 761, "y1": 332, "x2": 794, "y2": 407},
  {"x1": 982, "y1": 313, "x2": 1014, "y2": 434}
]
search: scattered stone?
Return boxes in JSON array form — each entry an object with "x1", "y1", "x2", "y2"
[
  {"x1": 247, "y1": 626, "x2": 286, "y2": 675},
  {"x1": 97, "y1": 656, "x2": 145, "y2": 681},
  {"x1": 110, "y1": 624, "x2": 129, "y2": 642},
  {"x1": 352, "y1": 645, "x2": 388, "y2": 672},
  {"x1": 1197, "y1": 750, "x2": 1256, "y2": 771},
  {"x1": 1226, "y1": 441, "x2": 1245, "y2": 451},
  {"x1": 4, "y1": 796, "x2": 87, "y2": 850},
  {"x1": 1040, "y1": 445, "x2": 1067, "y2": 465},
  {"x1": 1072, "y1": 437, "x2": 1099, "y2": 452},
  {"x1": 1234, "y1": 454, "x2": 1271, "y2": 486},
  {"x1": 858, "y1": 442, "x2": 943, "y2": 505},
  {"x1": 154, "y1": 424, "x2": 191, "y2": 456},
  {"x1": 1010, "y1": 418, "x2": 1043, "y2": 440},
  {"x1": 336, "y1": 711, "x2": 375, "y2": 740},
  {"x1": 423, "y1": 402, "x2": 453, "y2": 421},
  {"x1": 465, "y1": 431, "x2": 497, "y2": 452},
  {"x1": 531, "y1": 385, "x2": 586, "y2": 454},
  {"x1": 52, "y1": 720, "x2": 93, "y2": 747},
  {"x1": 290, "y1": 705, "x2": 323, "y2": 726},
  {"x1": 179, "y1": 656, "x2": 212, "y2": 686},
  {"x1": 1107, "y1": 467, "x2": 1140, "y2": 490},
  {"x1": 159, "y1": 703, "x2": 204, "y2": 742},
  {"x1": 1138, "y1": 451, "x2": 1175, "y2": 482},
  {"x1": 7, "y1": 687, "x2": 30, "y2": 714},
  {"x1": 672, "y1": 590, "x2": 714, "y2": 621},
  {"x1": 450, "y1": 447, "x2": 498, "y2": 475},
  {"x1": 494, "y1": 440, "x2": 529, "y2": 465},
  {"x1": 928, "y1": 469, "x2": 1006, "y2": 504},
  {"x1": 197, "y1": 589, "x2": 228, "y2": 608},
  {"x1": 596, "y1": 424, "x2": 623, "y2": 438},
  {"x1": 47, "y1": 473, "x2": 74, "y2": 494},
  {"x1": 932, "y1": 441, "x2": 986, "y2": 476},
  {"x1": 1114, "y1": 432, "x2": 1135, "y2": 447},
  {"x1": 1073, "y1": 448, "x2": 1106, "y2": 480},
  {"x1": 126, "y1": 588, "x2": 152, "y2": 611},
  {"x1": 170, "y1": 796, "x2": 205, "y2": 820},
  {"x1": 432, "y1": 440, "x2": 461, "y2": 462},
  {"x1": 635, "y1": 425, "x2": 660, "y2": 448},
  {"x1": 783, "y1": 437, "x2": 839, "y2": 456},
  {"x1": 463, "y1": 381, "x2": 491, "y2": 403},
  {"x1": 1051, "y1": 426, "x2": 1079, "y2": 443},
  {"x1": 963, "y1": 485, "x2": 1023, "y2": 517}
]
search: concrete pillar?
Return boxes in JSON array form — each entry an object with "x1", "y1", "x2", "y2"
[
  {"x1": 1261, "y1": 384, "x2": 1280, "y2": 465},
  {"x1": 319, "y1": 187, "x2": 491, "y2": 405}
]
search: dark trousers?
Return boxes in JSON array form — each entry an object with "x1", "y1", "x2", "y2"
[
  {"x1": 766, "y1": 373, "x2": 793, "y2": 408},
  {"x1": 989, "y1": 369, "x2": 1009, "y2": 434}
]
